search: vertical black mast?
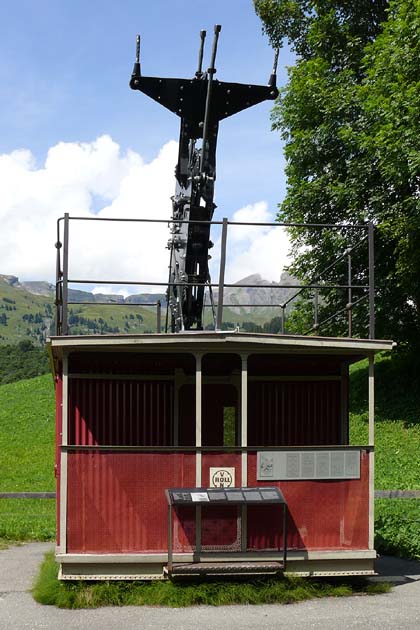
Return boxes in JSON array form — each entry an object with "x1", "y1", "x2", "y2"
[{"x1": 130, "y1": 26, "x2": 278, "y2": 332}]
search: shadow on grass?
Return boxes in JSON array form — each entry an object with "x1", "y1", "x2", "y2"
[
  {"x1": 32, "y1": 552, "x2": 390, "y2": 609},
  {"x1": 350, "y1": 351, "x2": 420, "y2": 426}
]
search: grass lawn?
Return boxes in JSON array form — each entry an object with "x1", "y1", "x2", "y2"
[
  {"x1": 32, "y1": 551, "x2": 389, "y2": 609},
  {"x1": 349, "y1": 352, "x2": 420, "y2": 559},
  {"x1": 0, "y1": 374, "x2": 55, "y2": 492},
  {"x1": 0, "y1": 374, "x2": 56, "y2": 545},
  {"x1": 0, "y1": 499, "x2": 55, "y2": 544}
]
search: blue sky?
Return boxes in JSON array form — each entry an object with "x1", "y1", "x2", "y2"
[{"x1": 0, "y1": 0, "x2": 294, "y2": 286}]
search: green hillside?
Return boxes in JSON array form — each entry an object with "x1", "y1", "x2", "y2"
[
  {"x1": 0, "y1": 374, "x2": 56, "y2": 543},
  {"x1": 0, "y1": 342, "x2": 50, "y2": 384},
  {"x1": 1, "y1": 353, "x2": 419, "y2": 556},
  {"x1": 349, "y1": 352, "x2": 420, "y2": 559},
  {"x1": 0, "y1": 276, "x2": 169, "y2": 344},
  {"x1": 0, "y1": 278, "x2": 53, "y2": 345},
  {"x1": 0, "y1": 275, "x2": 288, "y2": 346},
  {"x1": 0, "y1": 374, "x2": 55, "y2": 492}
]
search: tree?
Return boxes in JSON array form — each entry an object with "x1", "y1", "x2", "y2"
[{"x1": 254, "y1": 0, "x2": 420, "y2": 347}]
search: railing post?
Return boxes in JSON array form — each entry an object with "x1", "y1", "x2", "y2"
[
  {"x1": 62, "y1": 213, "x2": 70, "y2": 335},
  {"x1": 368, "y1": 222, "x2": 375, "y2": 339},
  {"x1": 280, "y1": 304, "x2": 286, "y2": 334},
  {"x1": 216, "y1": 217, "x2": 228, "y2": 330},
  {"x1": 55, "y1": 219, "x2": 62, "y2": 335},
  {"x1": 313, "y1": 288, "x2": 319, "y2": 335},
  {"x1": 156, "y1": 300, "x2": 162, "y2": 333}
]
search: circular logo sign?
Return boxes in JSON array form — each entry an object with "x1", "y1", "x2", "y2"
[{"x1": 211, "y1": 468, "x2": 234, "y2": 488}]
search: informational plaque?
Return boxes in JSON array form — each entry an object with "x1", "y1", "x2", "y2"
[
  {"x1": 191, "y1": 492, "x2": 209, "y2": 502},
  {"x1": 257, "y1": 450, "x2": 361, "y2": 480}
]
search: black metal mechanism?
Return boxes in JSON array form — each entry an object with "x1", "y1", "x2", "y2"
[{"x1": 129, "y1": 26, "x2": 279, "y2": 332}]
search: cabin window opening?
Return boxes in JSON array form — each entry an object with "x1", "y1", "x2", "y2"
[{"x1": 223, "y1": 407, "x2": 236, "y2": 447}]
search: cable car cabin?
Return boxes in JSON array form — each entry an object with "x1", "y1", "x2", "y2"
[
  {"x1": 47, "y1": 29, "x2": 393, "y2": 580},
  {"x1": 48, "y1": 331, "x2": 392, "y2": 580}
]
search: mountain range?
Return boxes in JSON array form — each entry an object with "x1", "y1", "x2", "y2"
[{"x1": 0, "y1": 272, "x2": 297, "y2": 345}]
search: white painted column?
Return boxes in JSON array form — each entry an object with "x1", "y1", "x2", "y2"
[
  {"x1": 195, "y1": 354, "x2": 202, "y2": 486},
  {"x1": 241, "y1": 354, "x2": 248, "y2": 486},
  {"x1": 340, "y1": 362, "x2": 349, "y2": 444},
  {"x1": 368, "y1": 352, "x2": 375, "y2": 549},
  {"x1": 240, "y1": 354, "x2": 249, "y2": 552},
  {"x1": 59, "y1": 352, "x2": 68, "y2": 554}
]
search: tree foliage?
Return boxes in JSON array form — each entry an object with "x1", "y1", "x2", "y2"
[
  {"x1": 254, "y1": 0, "x2": 420, "y2": 346},
  {"x1": 0, "y1": 341, "x2": 50, "y2": 384}
]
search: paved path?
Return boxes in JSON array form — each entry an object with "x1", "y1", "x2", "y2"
[{"x1": 0, "y1": 543, "x2": 420, "y2": 630}]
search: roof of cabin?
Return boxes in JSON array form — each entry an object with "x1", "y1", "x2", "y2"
[{"x1": 48, "y1": 331, "x2": 393, "y2": 371}]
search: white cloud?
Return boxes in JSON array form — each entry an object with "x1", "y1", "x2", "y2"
[
  {"x1": 210, "y1": 202, "x2": 290, "y2": 284},
  {"x1": 0, "y1": 135, "x2": 289, "y2": 295},
  {"x1": 0, "y1": 135, "x2": 175, "y2": 291}
]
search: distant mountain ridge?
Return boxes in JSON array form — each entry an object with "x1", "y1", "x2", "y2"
[
  {"x1": 0, "y1": 272, "x2": 296, "y2": 308},
  {"x1": 0, "y1": 275, "x2": 166, "y2": 305},
  {"x1": 217, "y1": 272, "x2": 296, "y2": 313}
]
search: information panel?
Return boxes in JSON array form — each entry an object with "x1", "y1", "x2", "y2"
[
  {"x1": 166, "y1": 487, "x2": 286, "y2": 505},
  {"x1": 257, "y1": 450, "x2": 361, "y2": 481}
]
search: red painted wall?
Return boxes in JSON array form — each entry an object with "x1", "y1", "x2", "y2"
[
  {"x1": 67, "y1": 452, "x2": 196, "y2": 553},
  {"x1": 247, "y1": 451, "x2": 369, "y2": 550},
  {"x1": 66, "y1": 450, "x2": 369, "y2": 553}
]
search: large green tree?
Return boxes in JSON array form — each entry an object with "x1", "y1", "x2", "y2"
[{"x1": 255, "y1": 0, "x2": 420, "y2": 347}]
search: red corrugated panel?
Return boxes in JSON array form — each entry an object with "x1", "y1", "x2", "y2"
[
  {"x1": 247, "y1": 451, "x2": 369, "y2": 550},
  {"x1": 55, "y1": 373, "x2": 62, "y2": 546},
  {"x1": 67, "y1": 452, "x2": 195, "y2": 553},
  {"x1": 68, "y1": 379, "x2": 174, "y2": 446},
  {"x1": 248, "y1": 381, "x2": 341, "y2": 446}
]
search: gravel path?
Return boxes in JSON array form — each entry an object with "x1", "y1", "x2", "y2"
[{"x1": 0, "y1": 543, "x2": 419, "y2": 630}]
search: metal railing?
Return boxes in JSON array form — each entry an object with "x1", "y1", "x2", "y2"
[{"x1": 54, "y1": 214, "x2": 375, "y2": 338}]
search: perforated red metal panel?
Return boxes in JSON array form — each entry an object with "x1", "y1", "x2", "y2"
[
  {"x1": 66, "y1": 452, "x2": 195, "y2": 553},
  {"x1": 247, "y1": 451, "x2": 369, "y2": 550},
  {"x1": 248, "y1": 381, "x2": 342, "y2": 446}
]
